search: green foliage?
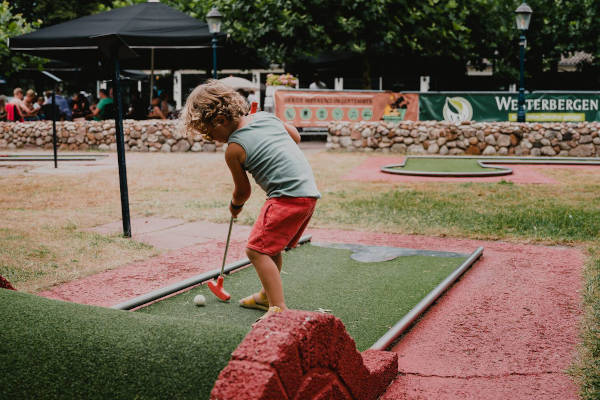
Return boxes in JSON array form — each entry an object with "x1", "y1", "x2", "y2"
[
  {"x1": 9, "y1": 0, "x2": 113, "y2": 27},
  {"x1": 0, "y1": 1, "x2": 43, "y2": 77},
  {"x1": 210, "y1": 0, "x2": 472, "y2": 66},
  {"x1": 464, "y1": 0, "x2": 600, "y2": 81}
]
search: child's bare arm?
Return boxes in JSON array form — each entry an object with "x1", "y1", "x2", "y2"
[
  {"x1": 284, "y1": 123, "x2": 301, "y2": 144},
  {"x1": 225, "y1": 143, "x2": 251, "y2": 216}
]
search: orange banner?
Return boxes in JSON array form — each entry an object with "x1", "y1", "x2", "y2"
[{"x1": 274, "y1": 90, "x2": 419, "y2": 127}]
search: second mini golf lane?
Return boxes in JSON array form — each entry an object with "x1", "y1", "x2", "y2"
[{"x1": 137, "y1": 243, "x2": 469, "y2": 351}]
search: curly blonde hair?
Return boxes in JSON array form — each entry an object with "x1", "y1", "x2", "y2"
[{"x1": 180, "y1": 79, "x2": 249, "y2": 140}]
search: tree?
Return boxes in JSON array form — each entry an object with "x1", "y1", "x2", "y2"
[
  {"x1": 212, "y1": 0, "x2": 475, "y2": 88},
  {"x1": 463, "y1": 0, "x2": 600, "y2": 86},
  {"x1": 10, "y1": 0, "x2": 113, "y2": 27},
  {"x1": 0, "y1": 1, "x2": 44, "y2": 77}
]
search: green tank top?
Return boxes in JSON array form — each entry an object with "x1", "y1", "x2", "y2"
[{"x1": 227, "y1": 112, "x2": 321, "y2": 199}]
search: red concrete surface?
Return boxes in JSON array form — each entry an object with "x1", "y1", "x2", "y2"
[
  {"x1": 344, "y1": 156, "x2": 599, "y2": 184},
  {"x1": 38, "y1": 238, "x2": 250, "y2": 307},
  {"x1": 210, "y1": 310, "x2": 398, "y2": 400},
  {"x1": 38, "y1": 221, "x2": 584, "y2": 399},
  {"x1": 308, "y1": 229, "x2": 583, "y2": 400}
]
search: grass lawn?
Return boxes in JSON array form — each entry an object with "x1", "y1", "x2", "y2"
[
  {"x1": 1, "y1": 147, "x2": 599, "y2": 398},
  {"x1": 138, "y1": 243, "x2": 468, "y2": 351}
]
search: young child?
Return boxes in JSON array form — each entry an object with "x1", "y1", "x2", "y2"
[{"x1": 181, "y1": 80, "x2": 320, "y2": 320}]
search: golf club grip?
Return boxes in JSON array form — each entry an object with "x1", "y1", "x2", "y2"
[{"x1": 220, "y1": 216, "x2": 234, "y2": 276}]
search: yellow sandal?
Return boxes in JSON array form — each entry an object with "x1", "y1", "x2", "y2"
[
  {"x1": 239, "y1": 292, "x2": 269, "y2": 311},
  {"x1": 254, "y1": 306, "x2": 284, "y2": 325}
]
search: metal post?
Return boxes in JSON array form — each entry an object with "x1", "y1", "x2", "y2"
[
  {"x1": 517, "y1": 32, "x2": 527, "y2": 122},
  {"x1": 113, "y1": 57, "x2": 132, "y2": 237},
  {"x1": 212, "y1": 33, "x2": 218, "y2": 79},
  {"x1": 149, "y1": 48, "x2": 155, "y2": 107},
  {"x1": 51, "y1": 91, "x2": 57, "y2": 168}
]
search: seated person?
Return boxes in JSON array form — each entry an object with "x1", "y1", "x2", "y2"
[
  {"x1": 12, "y1": 88, "x2": 39, "y2": 121},
  {"x1": 89, "y1": 89, "x2": 114, "y2": 120},
  {"x1": 159, "y1": 92, "x2": 173, "y2": 118},
  {"x1": 147, "y1": 97, "x2": 166, "y2": 119},
  {"x1": 23, "y1": 90, "x2": 40, "y2": 121},
  {"x1": 71, "y1": 92, "x2": 91, "y2": 120},
  {"x1": 126, "y1": 92, "x2": 146, "y2": 120},
  {"x1": 34, "y1": 96, "x2": 46, "y2": 119},
  {"x1": 0, "y1": 96, "x2": 7, "y2": 121}
]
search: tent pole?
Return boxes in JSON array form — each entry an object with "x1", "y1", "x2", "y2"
[
  {"x1": 149, "y1": 47, "x2": 154, "y2": 107},
  {"x1": 113, "y1": 57, "x2": 132, "y2": 237},
  {"x1": 51, "y1": 91, "x2": 58, "y2": 168}
]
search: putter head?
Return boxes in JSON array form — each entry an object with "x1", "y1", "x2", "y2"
[{"x1": 207, "y1": 276, "x2": 231, "y2": 301}]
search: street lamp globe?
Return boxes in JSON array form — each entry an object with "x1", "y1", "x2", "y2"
[
  {"x1": 515, "y1": 2, "x2": 532, "y2": 31},
  {"x1": 206, "y1": 7, "x2": 223, "y2": 34}
]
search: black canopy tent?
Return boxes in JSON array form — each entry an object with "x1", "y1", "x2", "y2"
[{"x1": 9, "y1": 1, "x2": 252, "y2": 238}]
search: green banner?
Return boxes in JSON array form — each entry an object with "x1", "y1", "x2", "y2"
[{"x1": 419, "y1": 92, "x2": 600, "y2": 122}]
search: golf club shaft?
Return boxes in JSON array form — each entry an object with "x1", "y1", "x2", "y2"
[{"x1": 220, "y1": 216, "x2": 234, "y2": 277}]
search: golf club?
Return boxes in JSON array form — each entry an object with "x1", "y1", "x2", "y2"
[{"x1": 207, "y1": 216, "x2": 234, "y2": 301}]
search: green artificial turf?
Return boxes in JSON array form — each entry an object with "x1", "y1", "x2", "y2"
[
  {"x1": 138, "y1": 244, "x2": 467, "y2": 351},
  {"x1": 390, "y1": 157, "x2": 506, "y2": 173},
  {"x1": 0, "y1": 289, "x2": 248, "y2": 400}
]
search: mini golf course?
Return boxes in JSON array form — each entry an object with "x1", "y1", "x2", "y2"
[
  {"x1": 381, "y1": 155, "x2": 600, "y2": 177},
  {"x1": 135, "y1": 243, "x2": 477, "y2": 351},
  {"x1": 0, "y1": 241, "x2": 482, "y2": 399}
]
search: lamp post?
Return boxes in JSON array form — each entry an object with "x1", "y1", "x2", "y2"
[
  {"x1": 515, "y1": 2, "x2": 532, "y2": 123},
  {"x1": 206, "y1": 7, "x2": 223, "y2": 79}
]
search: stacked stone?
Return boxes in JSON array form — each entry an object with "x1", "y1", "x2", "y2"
[
  {"x1": 327, "y1": 121, "x2": 600, "y2": 157},
  {"x1": 0, "y1": 120, "x2": 224, "y2": 152}
]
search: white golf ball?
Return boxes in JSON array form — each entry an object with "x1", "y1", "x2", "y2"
[{"x1": 193, "y1": 294, "x2": 206, "y2": 306}]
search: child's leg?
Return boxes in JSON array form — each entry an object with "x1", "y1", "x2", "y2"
[
  {"x1": 256, "y1": 253, "x2": 282, "y2": 296},
  {"x1": 246, "y1": 248, "x2": 286, "y2": 310}
]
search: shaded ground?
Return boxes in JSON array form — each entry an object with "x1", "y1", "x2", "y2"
[{"x1": 38, "y1": 219, "x2": 583, "y2": 400}]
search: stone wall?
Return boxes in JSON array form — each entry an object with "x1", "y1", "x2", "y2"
[
  {"x1": 327, "y1": 121, "x2": 600, "y2": 157},
  {"x1": 0, "y1": 120, "x2": 223, "y2": 152}
]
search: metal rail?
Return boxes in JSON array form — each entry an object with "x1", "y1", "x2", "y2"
[
  {"x1": 370, "y1": 246, "x2": 484, "y2": 351},
  {"x1": 111, "y1": 235, "x2": 312, "y2": 311}
]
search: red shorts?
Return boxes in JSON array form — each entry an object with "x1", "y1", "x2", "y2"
[{"x1": 247, "y1": 196, "x2": 318, "y2": 256}]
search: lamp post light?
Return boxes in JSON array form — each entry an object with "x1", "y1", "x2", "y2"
[
  {"x1": 515, "y1": 2, "x2": 532, "y2": 123},
  {"x1": 206, "y1": 7, "x2": 223, "y2": 79}
]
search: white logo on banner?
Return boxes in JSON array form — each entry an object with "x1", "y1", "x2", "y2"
[{"x1": 443, "y1": 97, "x2": 473, "y2": 122}]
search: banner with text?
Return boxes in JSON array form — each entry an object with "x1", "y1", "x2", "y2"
[
  {"x1": 274, "y1": 89, "x2": 419, "y2": 127},
  {"x1": 419, "y1": 93, "x2": 600, "y2": 122}
]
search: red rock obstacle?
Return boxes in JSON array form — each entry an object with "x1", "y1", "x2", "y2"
[
  {"x1": 211, "y1": 310, "x2": 398, "y2": 400},
  {"x1": 0, "y1": 275, "x2": 16, "y2": 290}
]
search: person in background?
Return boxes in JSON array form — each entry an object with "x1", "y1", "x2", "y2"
[
  {"x1": 71, "y1": 92, "x2": 91, "y2": 120},
  {"x1": 126, "y1": 91, "x2": 146, "y2": 120},
  {"x1": 90, "y1": 89, "x2": 114, "y2": 121},
  {"x1": 23, "y1": 89, "x2": 40, "y2": 121},
  {"x1": 147, "y1": 97, "x2": 166, "y2": 119},
  {"x1": 53, "y1": 88, "x2": 72, "y2": 121},
  {"x1": 11, "y1": 88, "x2": 35, "y2": 120},
  {"x1": 0, "y1": 95, "x2": 7, "y2": 121},
  {"x1": 159, "y1": 92, "x2": 173, "y2": 118},
  {"x1": 309, "y1": 73, "x2": 327, "y2": 89},
  {"x1": 34, "y1": 95, "x2": 46, "y2": 120}
]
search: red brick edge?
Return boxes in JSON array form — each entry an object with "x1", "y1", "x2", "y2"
[
  {"x1": 0, "y1": 275, "x2": 16, "y2": 290},
  {"x1": 210, "y1": 310, "x2": 398, "y2": 400}
]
